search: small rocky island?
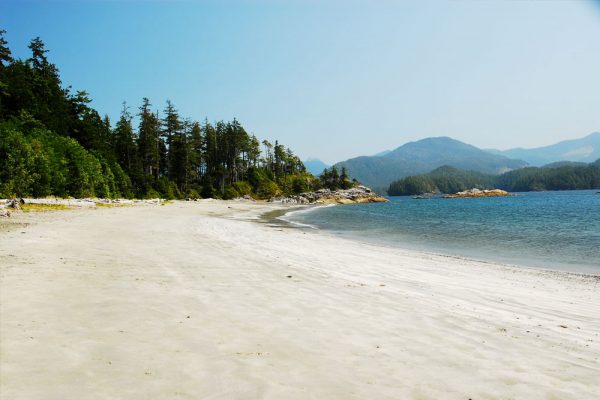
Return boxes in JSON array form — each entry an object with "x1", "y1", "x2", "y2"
[
  {"x1": 444, "y1": 188, "x2": 511, "y2": 198},
  {"x1": 270, "y1": 186, "x2": 388, "y2": 204}
]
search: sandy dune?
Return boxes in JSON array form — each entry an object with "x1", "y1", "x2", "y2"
[{"x1": 0, "y1": 201, "x2": 599, "y2": 399}]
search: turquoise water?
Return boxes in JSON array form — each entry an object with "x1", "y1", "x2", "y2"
[{"x1": 283, "y1": 190, "x2": 600, "y2": 274}]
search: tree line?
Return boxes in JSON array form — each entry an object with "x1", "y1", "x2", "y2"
[
  {"x1": 0, "y1": 30, "x2": 355, "y2": 199},
  {"x1": 387, "y1": 162, "x2": 600, "y2": 196},
  {"x1": 318, "y1": 166, "x2": 356, "y2": 190}
]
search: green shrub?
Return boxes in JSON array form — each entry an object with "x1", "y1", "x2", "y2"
[
  {"x1": 1, "y1": 121, "x2": 115, "y2": 198},
  {"x1": 256, "y1": 180, "x2": 280, "y2": 199},
  {"x1": 144, "y1": 188, "x2": 162, "y2": 199},
  {"x1": 222, "y1": 185, "x2": 240, "y2": 200},
  {"x1": 247, "y1": 167, "x2": 271, "y2": 188},
  {"x1": 187, "y1": 188, "x2": 201, "y2": 199},
  {"x1": 232, "y1": 181, "x2": 252, "y2": 196},
  {"x1": 291, "y1": 176, "x2": 309, "y2": 194},
  {"x1": 201, "y1": 184, "x2": 217, "y2": 199},
  {"x1": 109, "y1": 161, "x2": 133, "y2": 198},
  {"x1": 155, "y1": 177, "x2": 182, "y2": 199},
  {"x1": 0, "y1": 125, "x2": 36, "y2": 197}
]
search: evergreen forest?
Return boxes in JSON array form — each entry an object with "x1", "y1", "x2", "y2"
[{"x1": 0, "y1": 30, "x2": 353, "y2": 199}]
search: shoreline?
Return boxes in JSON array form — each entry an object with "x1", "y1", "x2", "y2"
[
  {"x1": 272, "y1": 202, "x2": 600, "y2": 279},
  {"x1": 3, "y1": 198, "x2": 598, "y2": 280},
  {"x1": 1, "y1": 201, "x2": 599, "y2": 399}
]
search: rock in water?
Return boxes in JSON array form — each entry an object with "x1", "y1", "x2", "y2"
[{"x1": 444, "y1": 188, "x2": 511, "y2": 198}]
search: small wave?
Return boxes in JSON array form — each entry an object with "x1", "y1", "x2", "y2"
[
  {"x1": 277, "y1": 204, "x2": 334, "y2": 229},
  {"x1": 280, "y1": 219, "x2": 319, "y2": 229}
]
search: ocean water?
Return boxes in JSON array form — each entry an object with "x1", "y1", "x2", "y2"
[{"x1": 282, "y1": 190, "x2": 600, "y2": 274}]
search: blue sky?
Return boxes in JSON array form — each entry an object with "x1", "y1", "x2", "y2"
[{"x1": 3, "y1": 0, "x2": 600, "y2": 163}]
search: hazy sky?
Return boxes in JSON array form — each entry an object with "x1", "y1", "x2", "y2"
[{"x1": 3, "y1": 0, "x2": 600, "y2": 163}]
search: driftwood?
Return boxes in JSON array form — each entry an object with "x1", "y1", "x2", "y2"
[
  {"x1": 0, "y1": 209, "x2": 10, "y2": 217},
  {"x1": 21, "y1": 198, "x2": 97, "y2": 207},
  {"x1": 0, "y1": 198, "x2": 22, "y2": 211},
  {"x1": 0, "y1": 197, "x2": 163, "y2": 211},
  {"x1": 7, "y1": 198, "x2": 22, "y2": 210}
]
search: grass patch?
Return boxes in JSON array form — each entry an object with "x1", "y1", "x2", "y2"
[
  {"x1": 161, "y1": 200, "x2": 173, "y2": 206},
  {"x1": 95, "y1": 202, "x2": 132, "y2": 208},
  {"x1": 21, "y1": 203, "x2": 73, "y2": 212}
]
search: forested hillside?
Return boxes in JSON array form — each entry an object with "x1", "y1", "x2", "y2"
[
  {"x1": 0, "y1": 31, "x2": 351, "y2": 199},
  {"x1": 388, "y1": 162, "x2": 600, "y2": 196}
]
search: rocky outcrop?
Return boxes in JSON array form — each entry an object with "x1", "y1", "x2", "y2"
[
  {"x1": 444, "y1": 188, "x2": 511, "y2": 198},
  {"x1": 270, "y1": 186, "x2": 388, "y2": 205}
]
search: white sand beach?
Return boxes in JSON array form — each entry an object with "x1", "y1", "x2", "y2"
[{"x1": 0, "y1": 201, "x2": 599, "y2": 399}]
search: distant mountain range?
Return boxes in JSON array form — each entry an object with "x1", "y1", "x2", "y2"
[
  {"x1": 371, "y1": 149, "x2": 392, "y2": 157},
  {"x1": 486, "y1": 132, "x2": 600, "y2": 166},
  {"x1": 303, "y1": 158, "x2": 329, "y2": 175},
  {"x1": 333, "y1": 137, "x2": 527, "y2": 190}
]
